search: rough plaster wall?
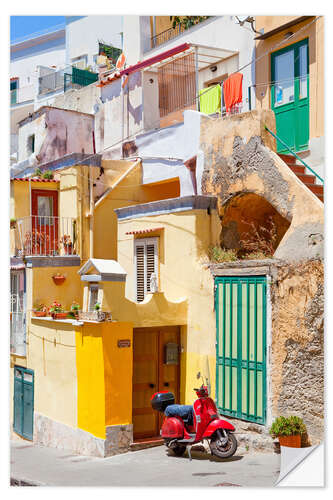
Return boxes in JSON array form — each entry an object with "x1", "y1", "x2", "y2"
[
  {"x1": 36, "y1": 109, "x2": 94, "y2": 164},
  {"x1": 199, "y1": 110, "x2": 324, "y2": 262},
  {"x1": 271, "y1": 260, "x2": 324, "y2": 443}
]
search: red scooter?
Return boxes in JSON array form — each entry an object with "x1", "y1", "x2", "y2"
[{"x1": 151, "y1": 384, "x2": 237, "y2": 459}]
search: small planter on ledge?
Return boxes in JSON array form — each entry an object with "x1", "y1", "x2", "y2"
[
  {"x1": 269, "y1": 416, "x2": 306, "y2": 449},
  {"x1": 52, "y1": 274, "x2": 66, "y2": 285},
  {"x1": 51, "y1": 312, "x2": 68, "y2": 320},
  {"x1": 33, "y1": 304, "x2": 47, "y2": 317},
  {"x1": 78, "y1": 311, "x2": 112, "y2": 322}
]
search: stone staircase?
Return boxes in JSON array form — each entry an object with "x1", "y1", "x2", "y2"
[{"x1": 278, "y1": 153, "x2": 323, "y2": 202}]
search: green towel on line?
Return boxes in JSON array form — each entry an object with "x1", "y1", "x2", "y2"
[{"x1": 199, "y1": 85, "x2": 221, "y2": 114}]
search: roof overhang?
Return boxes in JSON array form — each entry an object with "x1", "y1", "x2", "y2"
[
  {"x1": 78, "y1": 258, "x2": 127, "y2": 282},
  {"x1": 254, "y1": 16, "x2": 313, "y2": 40}
]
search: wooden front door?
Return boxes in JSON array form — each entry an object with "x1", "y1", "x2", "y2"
[
  {"x1": 132, "y1": 326, "x2": 180, "y2": 440},
  {"x1": 31, "y1": 189, "x2": 59, "y2": 255},
  {"x1": 271, "y1": 38, "x2": 309, "y2": 153}
]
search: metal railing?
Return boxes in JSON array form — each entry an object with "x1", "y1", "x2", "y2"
[
  {"x1": 38, "y1": 68, "x2": 67, "y2": 95},
  {"x1": 151, "y1": 23, "x2": 187, "y2": 48},
  {"x1": 10, "y1": 312, "x2": 26, "y2": 356},
  {"x1": 15, "y1": 216, "x2": 78, "y2": 257},
  {"x1": 264, "y1": 125, "x2": 324, "y2": 184}
]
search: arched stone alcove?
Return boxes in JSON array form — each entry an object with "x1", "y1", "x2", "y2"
[{"x1": 220, "y1": 192, "x2": 291, "y2": 257}]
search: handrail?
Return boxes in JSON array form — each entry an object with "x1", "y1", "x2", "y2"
[{"x1": 264, "y1": 125, "x2": 324, "y2": 184}]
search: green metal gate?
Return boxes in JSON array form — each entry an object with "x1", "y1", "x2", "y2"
[
  {"x1": 215, "y1": 276, "x2": 267, "y2": 424},
  {"x1": 13, "y1": 366, "x2": 34, "y2": 440}
]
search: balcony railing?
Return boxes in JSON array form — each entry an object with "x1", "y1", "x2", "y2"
[
  {"x1": 151, "y1": 23, "x2": 187, "y2": 49},
  {"x1": 15, "y1": 216, "x2": 78, "y2": 257}
]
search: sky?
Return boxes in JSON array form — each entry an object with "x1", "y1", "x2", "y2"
[{"x1": 10, "y1": 16, "x2": 66, "y2": 43}]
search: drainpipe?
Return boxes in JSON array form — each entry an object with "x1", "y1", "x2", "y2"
[
  {"x1": 89, "y1": 132, "x2": 96, "y2": 258},
  {"x1": 88, "y1": 168, "x2": 94, "y2": 259},
  {"x1": 121, "y1": 75, "x2": 124, "y2": 158},
  {"x1": 195, "y1": 46, "x2": 199, "y2": 111}
]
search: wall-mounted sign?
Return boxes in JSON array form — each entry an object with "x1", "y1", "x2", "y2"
[
  {"x1": 165, "y1": 342, "x2": 179, "y2": 365},
  {"x1": 118, "y1": 339, "x2": 131, "y2": 348}
]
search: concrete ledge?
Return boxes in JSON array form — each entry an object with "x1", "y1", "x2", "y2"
[
  {"x1": 115, "y1": 195, "x2": 217, "y2": 221},
  {"x1": 25, "y1": 256, "x2": 81, "y2": 267}
]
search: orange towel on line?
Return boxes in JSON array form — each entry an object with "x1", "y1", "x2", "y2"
[{"x1": 223, "y1": 72, "x2": 243, "y2": 112}]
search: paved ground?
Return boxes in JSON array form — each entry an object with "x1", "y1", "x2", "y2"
[{"x1": 10, "y1": 440, "x2": 280, "y2": 487}]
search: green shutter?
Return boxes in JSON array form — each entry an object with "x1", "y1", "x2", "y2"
[
  {"x1": 215, "y1": 276, "x2": 267, "y2": 424},
  {"x1": 13, "y1": 366, "x2": 34, "y2": 440}
]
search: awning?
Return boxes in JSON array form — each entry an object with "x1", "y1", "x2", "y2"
[{"x1": 125, "y1": 227, "x2": 164, "y2": 235}]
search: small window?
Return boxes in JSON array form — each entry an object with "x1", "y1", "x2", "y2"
[
  {"x1": 27, "y1": 134, "x2": 35, "y2": 154},
  {"x1": 88, "y1": 284, "x2": 99, "y2": 311},
  {"x1": 134, "y1": 238, "x2": 159, "y2": 302}
]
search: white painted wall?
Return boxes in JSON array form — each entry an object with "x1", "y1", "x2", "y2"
[
  {"x1": 125, "y1": 16, "x2": 255, "y2": 113},
  {"x1": 65, "y1": 16, "x2": 123, "y2": 68},
  {"x1": 10, "y1": 33, "x2": 66, "y2": 92}
]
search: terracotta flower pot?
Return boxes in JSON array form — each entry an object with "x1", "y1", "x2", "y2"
[
  {"x1": 278, "y1": 434, "x2": 301, "y2": 448},
  {"x1": 52, "y1": 312, "x2": 68, "y2": 320},
  {"x1": 34, "y1": 311, "x2": 47, "y2": 317},
  {"x1": 53, "y1": 275, "x2": 66, "y2": 285}
]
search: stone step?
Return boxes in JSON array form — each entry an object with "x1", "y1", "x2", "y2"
[
  {"x1": 296, "y1": 173, "x2": 316, "y2": 184},
  {"x1": 278, "y1": 153, "x2": 296, "y2": 165},
  {"x1": 130, "y1": 437, "x2": 164, "y2": 451},
  {"x1": 288, "y1": 164, "x2": 305, "y2": 174},
  {"x1": 306, "y1": 183, "x2": 324, "y2": 196}
]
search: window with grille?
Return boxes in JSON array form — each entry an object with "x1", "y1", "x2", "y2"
[
  {"x1": 88, "y1": 284, "x2": 99, "y2": 311},
  {"x1": 134, "y1": 238, "x2": 159, "y2": 302}
]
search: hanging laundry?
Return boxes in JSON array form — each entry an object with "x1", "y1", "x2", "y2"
[
  {"x1": 223, "y1": 73, "x2": 243, "y2": 113},
  {"x1": 199, "y1": 85, "x2": 221, "y2": 115}
]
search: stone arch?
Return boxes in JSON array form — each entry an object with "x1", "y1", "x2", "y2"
[{"x1": 220, "y1": 192, "x2": 291, "y2": 257}]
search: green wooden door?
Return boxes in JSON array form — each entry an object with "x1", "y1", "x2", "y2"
[
  {"x1": 271, "y1": 38, "x2": 309, "y2": 153},
  {"x1": 13, "y1": 366, "x2": 34, "y2": 440},
  {"x1": 215, "y1": 276, "x2": 267, "y2": 424}
]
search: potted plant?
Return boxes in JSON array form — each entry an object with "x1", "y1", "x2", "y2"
[
  {"x1": 33, "y1": 303, "x2": 47, "y2": 317},
  {"x1": 49, "y1": 301, "x2": 67, "y2": 320},
  {"x1": 269, "y1": 415, "x2": 307, "y2": 448},
  {"x1": 68, "y1": 301, "x2": 80, "y2": 319},
  {"x1": 10, "y1": 218, "x2": 17, "y2": 229},
  {"x1": 94, "y1": 302, "x2": 101, "y2": 311},
  {"x1": 60, "y1": 235, "x2": 73, "y2": 255},
  {"x1": 52, "y1": 273, "x2": 66, "y2": 285}
]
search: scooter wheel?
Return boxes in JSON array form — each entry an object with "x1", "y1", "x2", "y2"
[
  {"x1": 210, "y1": 432, "x2": 237, "y2": 459},
  {"x1": 170, "y1": 445, "x2": 187, "y2": 457}
]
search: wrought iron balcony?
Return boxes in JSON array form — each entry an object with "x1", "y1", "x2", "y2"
[{"x1": 13, "y1": 215, "x2": 78, "y2": 257}]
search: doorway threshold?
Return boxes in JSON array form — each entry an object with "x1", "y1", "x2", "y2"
[{"x1": 130, "y1": 436, "x2": 164, "y2": 451}]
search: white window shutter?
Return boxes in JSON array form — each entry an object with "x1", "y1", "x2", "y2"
[{"x1": 135, "y1": 238, "x2": 158, "y2": 302}]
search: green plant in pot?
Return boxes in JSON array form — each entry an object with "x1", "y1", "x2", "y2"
[
  {"x1": 94, "y1": 302, "x2": 101, "y2": 311},
  {"x1": 68, "y1": 301, "x2": 80, "y2": 319},
  {"x1": 269, "y1": 415, "x2": 307, "y2": 448}
]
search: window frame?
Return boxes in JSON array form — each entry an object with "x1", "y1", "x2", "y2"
[{"x1": 134, "y1": 237, "x2": 159, "y2": 303}]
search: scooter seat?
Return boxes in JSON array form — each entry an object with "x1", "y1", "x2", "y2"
[{"x1": 164, "y1": 404, "x2": 194, "y2": 426}]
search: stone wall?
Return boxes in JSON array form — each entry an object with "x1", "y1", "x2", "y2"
[
  {"x1": 270, "y1": 259, "x2": 324, "y2": 444},
  {"x1": 199, "y1": 109, "x2": 324, "y2": 262}
]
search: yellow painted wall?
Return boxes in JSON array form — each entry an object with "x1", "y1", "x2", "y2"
[
  {"x1": 75, "y1": 321, "x2": 133, "y2": 439},
  {"x1": 32, "y1": 266, "x2": 83, "y2": 312},
  {"x1": 98, "y1": 208, "x2": 221, "y2": 404},
  {"x1": 11, "y1": 181, "x2": 58, "y2": 219},
  {"x1": 255, "y1": 16, "x2": 324, "y2": 140},
  {"x1": 93, "y1": 163, "x2": 180, "y2": 261},
  {"x1": 27, "y1": 319, "x2": 77, "y2": 428}
]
